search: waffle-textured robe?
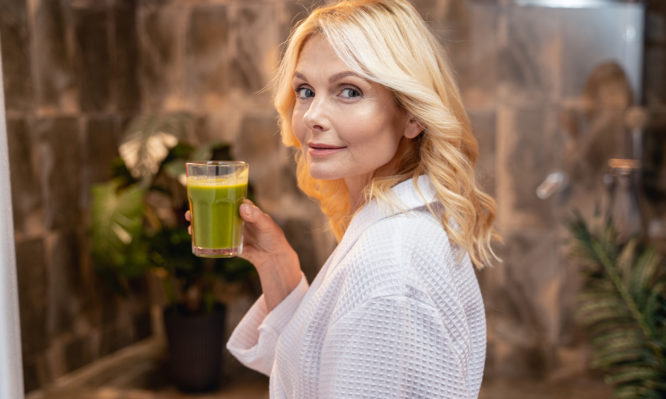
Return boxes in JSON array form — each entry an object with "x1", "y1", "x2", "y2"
[{"x1": 227, "y1": 175, "x2": 486, "y2": 398}]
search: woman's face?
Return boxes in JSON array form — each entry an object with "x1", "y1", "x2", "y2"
[{"x1": 291, "y1": 35, "x2": 419, "y2": 194}]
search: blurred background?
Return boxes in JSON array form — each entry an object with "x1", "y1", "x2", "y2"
[{"x1": 1, "y1": 0, "x2": 665, "y2": 398}]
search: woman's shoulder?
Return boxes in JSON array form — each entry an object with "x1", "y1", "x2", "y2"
[
  {"x1": 326, "y1": 209, "x2": 479, "y2": 326},
  {"x1": 363, "y1": 205, "x2": 455, "y2": 259},
  {"x1": 340, "y1": 208, "x2": 464, "y2": 294}
]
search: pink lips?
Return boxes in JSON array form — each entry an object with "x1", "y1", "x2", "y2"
[{"x1": 308, "y1": 142, "x2": 346, "y2": 157}]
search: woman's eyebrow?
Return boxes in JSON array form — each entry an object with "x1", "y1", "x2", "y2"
[
  {"x1": 328, "y1": 71, "x2": 361, "y2": 83},
  {"x1": 292, "y1": 71, "x2": 363, "y2": 83}
]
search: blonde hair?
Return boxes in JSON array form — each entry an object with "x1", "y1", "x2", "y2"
[{"x1": 274, "y1": 0, "x2": 500, "y2": 268}]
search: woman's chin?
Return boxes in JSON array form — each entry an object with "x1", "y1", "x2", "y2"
[
  {"x1": 307, "y1": 166, "x2": 342, "y2": 181},
  {"x1": 309, "y1": 172, "x2": 340, "y2": 181}
]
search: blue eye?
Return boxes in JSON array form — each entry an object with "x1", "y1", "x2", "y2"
[
  {"x1": 340, "y1": 87, "x2": 361, "y2": 98},
  {"x1": 296, "y1": 87, "x2": 314, "y2": 99}
]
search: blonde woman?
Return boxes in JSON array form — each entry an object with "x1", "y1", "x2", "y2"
[{"x1": 191, "y1": 0, "x2": 498, "y2": 397}]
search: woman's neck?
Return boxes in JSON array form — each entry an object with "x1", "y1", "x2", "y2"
[
  {"x1": 344, "y1": 175, "x2": 371, "y2": 213},
  {"x1": 343, "y1": 137, "x2": 417, "y2": 212}
]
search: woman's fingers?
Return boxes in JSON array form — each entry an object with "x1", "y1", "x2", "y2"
[
  {"x1": 238, "y1": 200, "x2": 293, "y2": 264},
  {"x1": 239, "y1": 200, "x2": 273, "y2": 232},
  {"x1": 235, "y1": 200, "x2": 302, "y2": 310},
  {"x1": 185, "y1": 210, "x2": 192, "y2": 235}
]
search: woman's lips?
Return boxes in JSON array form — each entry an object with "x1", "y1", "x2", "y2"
[{"x1": 308, "y1": 143, "x2": 346, "y2": 157}]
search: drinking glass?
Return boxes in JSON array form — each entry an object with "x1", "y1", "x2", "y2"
[{"x1": 186, "y1": 161, "x2": 249, "y2": 257}]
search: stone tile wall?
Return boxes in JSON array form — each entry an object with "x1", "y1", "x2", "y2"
[
  {"x1": 642, "y1": 0, "x2": 666, "y2": 236},
  {"x1": 3, "y1": 0, "x2": 154, "y2": 392},
  {"x1": 462, "y1": 1, "x2": 655, "y2": 381},
  {"x1": 2, "y1": 0, "x2": 663, "y2": 394},
  {"x1": 1, "y1": 0, "x2": 335, "y2": 393},
  {"x1": 645, "y1": 0, "x2": 666, "y2": 107}
]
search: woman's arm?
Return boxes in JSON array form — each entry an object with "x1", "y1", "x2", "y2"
[
  {"x1": 237, "y1": 200, "x2": 303, "y2": 310},
  {"x1": 188, "y1": 200, "x2": 306, "y2": 375},
  {"x1": 227, "y1": 273, "x2": 309, "y2": 376},
  {"x1": 186, "y1": 199, "x2": 303, "y2": 310}
]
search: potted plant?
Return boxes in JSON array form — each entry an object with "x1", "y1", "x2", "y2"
[
  {"x1": 89, "y1": 112, "x2": 256, "y2": 392},
  {"x1": 568, "y1": 214, "x2": 666, "y2": 398}
]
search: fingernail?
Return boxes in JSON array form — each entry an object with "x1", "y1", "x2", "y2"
[{"x1": 240, "y1": 203, "x2": 252, "y2": 217}]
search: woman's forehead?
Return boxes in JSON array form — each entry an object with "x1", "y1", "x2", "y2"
[{"x1": 293, "y1": 35, "x2": 347, "y2": 76}]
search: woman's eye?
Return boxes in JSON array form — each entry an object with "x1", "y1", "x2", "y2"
[
  {"x1": 296, "y1": 87, "x2": 314, "y2": 99},
  {"x1": 340, "y1": 87, "x2": 361, "y2": 98}
]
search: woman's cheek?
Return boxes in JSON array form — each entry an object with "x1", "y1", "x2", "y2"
[{"x1": 292, "y1": 111, "x2": 306, "y2": 145}]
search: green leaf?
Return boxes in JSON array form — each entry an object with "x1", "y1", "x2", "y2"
[
  {"x1": 591, "y1": 347, "x2": 647, "y2": 369},
  {"x1": 578, "y1": 304, "x2": 631, "y2": 326},
  {"x1": 569, "y1": 215, "x2": 666, "y2": 398},
  {"x1": 592, "y1": 329, "x2": 642, "y2": 350},
  {"x1": 587, "y1": 320, "x2": 634, "y2": 338},
  {"x1": 190, "y1": 141, "x2": 222, "y2": 162},
  {"x1": 617, "y1": 239, "x2": 637, "y2": 284},
  {"x1": 613, "y1": 383, "x2": 664, "y2": 399},
  {"x1": 605, "y1": 366, "x2": 660, "y2": 385},
  {"x1": 632, "y1": 250, "x2": 661, "y2": 307},
  {"x1": 644, "y1": 283, "x2": 665, "y2": 330},
  {"x1": 90, "y1": 180, "x2": 149, "y2": 287},
  {"x1": 163, "y1": 159, "x2": 186, "y2": 180},
  {"x1": 213, "y1": 257, "x2": 255, "y2": 282},
  {"x1": 119, "y1": 113, "x2": 194, "y2": 184}
]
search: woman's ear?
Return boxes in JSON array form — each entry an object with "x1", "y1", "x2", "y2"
[{"x1": 403, "y1": 117, "x2": 424, "y2": 139}]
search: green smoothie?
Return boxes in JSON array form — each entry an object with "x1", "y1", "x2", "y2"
[{"x1": 187, "y1": 177, "x2": 247, "y2": 257}]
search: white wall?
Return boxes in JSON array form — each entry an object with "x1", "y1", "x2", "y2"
[{"x1": 0, "y1": 37, "x2": 25, "y2": 398}]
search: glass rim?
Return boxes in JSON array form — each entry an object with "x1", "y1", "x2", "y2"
[{"x1": 186, "y1": 160, "x2": 248, "y2": 166}]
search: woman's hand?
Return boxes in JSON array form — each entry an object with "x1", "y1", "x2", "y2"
[{"x1": 185, "y1": 200, "x2": 302, "y2": 310}]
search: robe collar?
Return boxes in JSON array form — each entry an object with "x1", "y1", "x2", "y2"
[{"x1": 313, "y1": 175, "x2": 438, "y2": 286}]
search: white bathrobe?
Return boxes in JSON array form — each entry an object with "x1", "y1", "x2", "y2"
[{"x1": 227, "y1": 175, "x2": 486, "y2": 398}]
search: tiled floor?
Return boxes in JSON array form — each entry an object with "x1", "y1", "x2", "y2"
[
  {"x1": 26, "y1": 339, "x2": 269, "y2": 399},
  {"x1": 26, "y1": 338, "x2": 612, "y2": 399},
  {"x1": 479, "y1": 378, "x2": 612, "y2": 399}
]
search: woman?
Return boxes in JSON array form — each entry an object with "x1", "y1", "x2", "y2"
[{"x1": 192, "y1": 0, "x2": 498, "y2": 397}]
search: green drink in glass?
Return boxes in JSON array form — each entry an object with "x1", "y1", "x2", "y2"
[{"x1": 186, "y1": 161, "x2": 249, "y2": 257}]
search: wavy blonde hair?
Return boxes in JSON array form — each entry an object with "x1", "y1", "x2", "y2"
[{"x1": 274, "y1": 0, "x2": 500, "y2": 268}]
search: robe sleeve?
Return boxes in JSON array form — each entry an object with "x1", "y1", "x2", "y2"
[{"x1": 226, "y1": 273, "x2": 309, "y2": 376}]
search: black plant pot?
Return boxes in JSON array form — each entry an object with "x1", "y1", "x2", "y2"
[{"x1": 163, "y1": 303, "x2": 226, "y2": 392}]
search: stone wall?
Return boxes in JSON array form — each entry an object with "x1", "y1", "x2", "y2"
[
  {"x1": 0, "y1": 0, "x2": 335, "y2": 393},
  {"x1": 2, "y1": 0, "x2": 149, "y2": 393},
  {"x1": 2, "y1": 0, "x2": 664, "y2": 394},
  {"x1": 461, "y1": 1, "x2": 656, "y2": 381},
  {"x1": 642, "y1": 0, "x2": 666, "y2": 235},
  {"x1": 645, "y1": 0, "x2": 666, "y2": 107}
]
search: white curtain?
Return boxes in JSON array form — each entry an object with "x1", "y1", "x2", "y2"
[{"x1": 0, "y1": 37, "x2": 25, "y2": 398}]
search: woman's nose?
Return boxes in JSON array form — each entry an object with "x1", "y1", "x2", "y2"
[{"x1": 303, "y1": 97, "x2": 329, "y2": 131}]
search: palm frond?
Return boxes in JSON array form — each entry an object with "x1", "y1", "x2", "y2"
[{"x1": 568, "y1": 214, "x2": 666, "y2": 398}]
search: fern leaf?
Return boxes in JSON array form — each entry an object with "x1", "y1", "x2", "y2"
[
  {"x1": 632, "y1": 250, "x2": 661, "y2": 309},
  {"x1": 614, "y1": 383, "x2": 664, "y2": 399},
  {"x1": 617, "y1": 239, "x2": 637, "y2": 284},
  {"x1": 592, "y1": 332, "x2": 644, "y2": 358},
  {"x1": 605, "y1": 366, "x2": 660, "y2": 385},
  {"x1": 644, "y1": 282, "x2": 666, "y2": 331},
  {"x1": 592, "y1": 329, "x2": 642, "y2": 345},
  {"x1": 568, "y1": 214, "x2": 666, "y2": 398},
  {"x1": 591, "y1": 347, "x2": 649, "y2": 369}
]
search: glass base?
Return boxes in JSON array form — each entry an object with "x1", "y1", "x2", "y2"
[{"x1": 192, "y1": 245, "x2": 241, "y2": 258}]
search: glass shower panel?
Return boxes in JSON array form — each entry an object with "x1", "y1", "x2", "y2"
[{"x1": 558, "y1": 4, "x2": 644, "y2": 102}]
